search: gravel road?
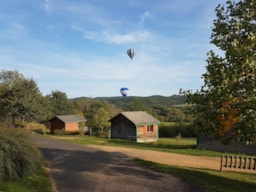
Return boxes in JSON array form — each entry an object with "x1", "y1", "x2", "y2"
[{"x1": 33, "y1": 135, "x2": 205, "y2": 192}]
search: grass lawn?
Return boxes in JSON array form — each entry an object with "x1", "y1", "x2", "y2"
[
  {"x1": 51, "y1": 135, "x2": 226, "y2": 157},
  {"x1": 0, "y1": 165, "x2": 53, "y2": 192},
  {"x1": 135, "y1": 159, "x2": 256, "y2": 192}
]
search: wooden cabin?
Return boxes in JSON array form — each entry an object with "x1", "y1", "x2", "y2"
[{"x1": 109, "y1": 111, "x2": 160, "y2": 143}]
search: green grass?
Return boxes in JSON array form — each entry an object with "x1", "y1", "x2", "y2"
[
  {"x1": 134, "y1": 159, "x2": 256, "y2": 192},
  {"x1": 0, "y1": 165, "x2": 52, "y2": 192},
  {"x1": 51, "y1": 135, "x2": 226, "y2": 157}
]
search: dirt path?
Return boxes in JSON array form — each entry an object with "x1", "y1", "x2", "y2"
[
  {"x1": 33, "y1": 135, "x2": 205, "y2": 192},
  {"x1": 88, "y1": 145, "x2": 220, "y2": 170},
  {"x1": 89, "y1": 145, "x2": 256, "y2": 174}
]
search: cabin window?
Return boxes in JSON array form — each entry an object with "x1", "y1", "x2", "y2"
[{"x1": 147, "y1": 125, "x2": 154, "y2": 132}]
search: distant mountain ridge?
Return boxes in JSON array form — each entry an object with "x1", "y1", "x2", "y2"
[{"x1": 71, "y1": 95, "x2": 187, "y2": 107}]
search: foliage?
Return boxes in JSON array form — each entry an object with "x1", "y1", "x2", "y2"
[
  {"x1": 159, "y1": 122, "x2": 196, "y2": 137},
  {"x1": 53, "y1": 129, "x2": 79, "y2": 135},
  {"x1": 72, "y1": 96, "x2": 192, "y2": 126},
  {"x1": 25, "y1": 122, "x2": 48, "y2": 132},
  {"x1": 0, "y1": 124, "x2": 42, "y2": 181},
  {"x1": 46, "y1": 90, "x2": 74, "y2": 117},
  {"x1": 0, "y1": 165, "x2": 53, "y2": 192},
  {"x1": 94, "y1": 95, "x2": 187, "y2": 107},
  {"x1": 85, "y1": 100, "x2": 111, "y2": 131},
  {"x1": 0, "y1": 69, "x2": 191, "y2": 130},
  {"x1": 93, "y1": 131, "x2": 110, "y2": 138},
  {"x1": 181, "y1": 0, "x2": 256, "y2": 144},
  {"x1": 0, "y1": 70, "x2": 46, "y2": 124}
]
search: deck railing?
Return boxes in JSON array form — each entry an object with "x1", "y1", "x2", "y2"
[{"x1": 220, "y1": 155, "x2": 256, "y2": 172}]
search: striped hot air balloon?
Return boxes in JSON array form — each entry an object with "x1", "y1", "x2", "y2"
[{"x1": 127, "y1": 48, "x2": 136, "y2": 60}]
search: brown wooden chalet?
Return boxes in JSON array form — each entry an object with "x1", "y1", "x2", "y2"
[
  {"x1": 49, "y1": 114, "x2": 86, "y2": 134},
  {"x1": 109, "y1": 111, "x2": 160, "y2": 143}
]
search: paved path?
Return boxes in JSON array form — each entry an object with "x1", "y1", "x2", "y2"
[
  {"x1": 89, "y1": 145, "x2": 221, "y2": 170},
  {"x1": 33, "y1": 135, "x2": 204, "y2": 192}
]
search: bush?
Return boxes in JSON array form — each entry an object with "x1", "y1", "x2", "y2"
[
  {"x1": 0, "y1": 125, "x2": 42, "y2": 181},
  {"x1": 93, "y1": 131, "x2": 109, "y2": 138},
  {"x1": 25, "y1": 122, "x2": 49, "y2": 133},
  {"x1": 159, "y1": 123, "x2": 197, "y2": 137},
  {"x1": 53, "y1": 129, "x2": 79, "y2": 135}
]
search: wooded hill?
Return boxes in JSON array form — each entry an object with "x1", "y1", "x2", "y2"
[
  {"x1": 72, "y1": 95, "x2": 195, "y2": 137},
  {"x1": 71, "y1": 95, "x2": 191, "y2": 123},
  {"x1": 72, "y1": 95, "x2": 187, "y2": 109}
]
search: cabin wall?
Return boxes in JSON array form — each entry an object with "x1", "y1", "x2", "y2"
[
  {"x1": 111, "y1": 116, "x2": 136, "y2": 139},
  {"x1": 50, "y1": 118, "x2": 65, "y2": 134},
  {"x1": 65, "y1": 122, "x2": 79, "y2": 132},
  {"x1": 137, "y1": 124, "x2": 158, "y2": 143},
  {"x1": 110, "y1": 115, "x2": 159, "y2": 142}
]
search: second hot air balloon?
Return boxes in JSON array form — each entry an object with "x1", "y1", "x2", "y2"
[
  {"x1": 127, "y1": 48, "x2": 136, "y2": 60},
  {"x1": 120, "y1": 87, "x2": 129, "y2": 97}
]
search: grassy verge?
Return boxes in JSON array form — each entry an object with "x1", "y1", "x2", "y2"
[
  {"x1": 0, "y1": 165, "x2": 53, "y2": 192},
  {"x1": 50, "y1": 135, "x2": 227, "y2": 157},
  {"x1": 134, "y1": 159, "x2": 256, "y2": 192}
]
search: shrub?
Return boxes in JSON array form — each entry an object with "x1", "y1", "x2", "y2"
[
  {"x1": 53, "y1": 129, "x2": 79, "y2": 135},
  {"x1": 0, "y1": 125, "x2": 42, "y2": 181},
  {"x1": 159, "y1": 123, "x2": 197, "y2": 137},
  {"x1": 159, "y1": 125, "x2": 176, "y2": 137},
  {"x1": 25, "y1": 122, "x2": 48, "y2": 132},
  {"x1": 93, "y1": 131, "x2": 109, "y2": 138}
]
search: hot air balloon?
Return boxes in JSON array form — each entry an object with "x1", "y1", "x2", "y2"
[
  {"x1": 120, "y1": 87, "x2": 129, "y2": 97},
  {"x1": 127, "y1": 48, "x2": 136, "y2": 60}
]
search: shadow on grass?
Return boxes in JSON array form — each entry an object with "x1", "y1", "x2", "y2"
[{"x1": 134, "y1": 159, "x2": 256, "y2": 192}]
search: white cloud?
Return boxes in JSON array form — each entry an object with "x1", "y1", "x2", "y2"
[
  {"x1": 0, "y1": 22, "x2": 28, "y2": 39},
  {"x1": 102, "y1": 30, "x2": 152, "y2": 44},
  {"x1": 72, "y1": 23, "x2": 152, "y2": 44},
  {"x1": 44, "y1": 0, "x2": 50, "y2": 12},
  {"x1": 139, "y1": 11, "x2": 151, "y2": 26}
]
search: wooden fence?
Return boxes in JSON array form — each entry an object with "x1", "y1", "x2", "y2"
[{"x1": 220, "y1": 155, "x2": 256, "y2": 172}]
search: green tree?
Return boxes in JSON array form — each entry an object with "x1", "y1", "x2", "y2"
[
  {"x1": 47, "y1": 90, "x2": 73, "y2": 116},
  {"x1": 181, "y1": 0, "x2": 256, "y2": 143},
  {"x1": 0, "y1": 70, "x2": 45, "y2": 124},
  {"x1": 86, "y1": 100, "x2": 110, "y2": 132}
]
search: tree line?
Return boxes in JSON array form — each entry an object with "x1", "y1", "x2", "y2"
[{"x1": 0, "y1": 70, "x2": 193, "y2": 136}]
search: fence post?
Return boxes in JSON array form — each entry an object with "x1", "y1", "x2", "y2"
[
  {"x1": 220, "y1": 155, "x2": 223, "y2": 172},
  {"x1": 239, "y1": 156, "x2": 242, "y2": 168},
  {"x1": 221, "y1": 155, "x2": 256, "y2": 172},
  {"x1": 234, "y1": 156, "x2": 237, "y2": 168},
  {"x1": 244, "y1": 157, "x2": 247, "y2": 169}
]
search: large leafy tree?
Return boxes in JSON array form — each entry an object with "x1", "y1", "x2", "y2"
[
  {"x1": 182, "y1": 0, "x2": 256, "y2": 143},
  {"x1": 0, "y1": 70, "x2": 46, "y2": 124},
  {"x1": 85, "y1": 100, "x2": 110, "y2": 132},
  {"x1": 46, "y1": 90, "x2": 73, "y2": 117}
]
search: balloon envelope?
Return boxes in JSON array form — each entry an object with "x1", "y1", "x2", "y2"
[
  {"x1": 120, "y1": 87, "x2": 129, "y2": 97},
  {"x1": 127, "y1": 48, "x2": 136, "y2": 60}
]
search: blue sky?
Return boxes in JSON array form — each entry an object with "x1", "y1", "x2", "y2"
[{"x1": 0, "y1": 0, "x2": 228, "y2": 98}]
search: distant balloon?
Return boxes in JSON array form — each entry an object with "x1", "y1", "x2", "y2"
[
  {"x1": 127, "y1": 48, "x2": 136, "y2": 60},
  {"x1": 120, "y1": 87, "x2": 129, "y2": 97}
]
